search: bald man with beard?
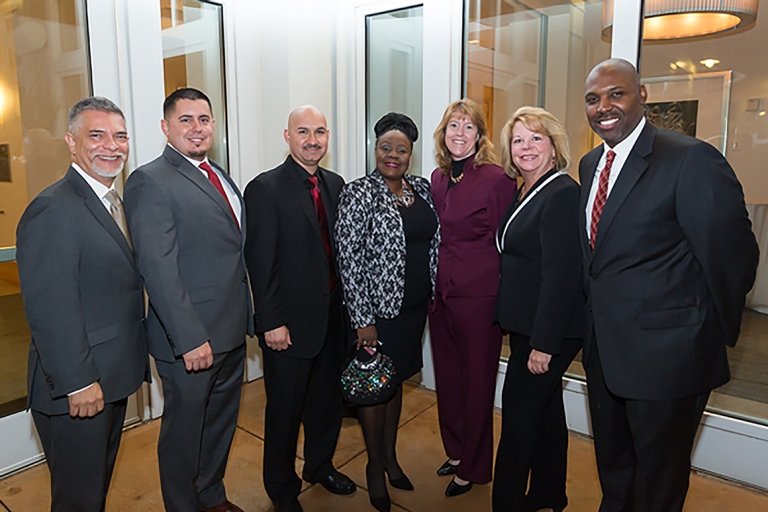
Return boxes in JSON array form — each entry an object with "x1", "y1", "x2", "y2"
[{"x1": 244, "y1": 106, "x2": 356, "y2": 512}]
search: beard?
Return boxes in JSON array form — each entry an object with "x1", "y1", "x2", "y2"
[
  {"x1": 92, "y1": 157, "x2": 126, "y2": 179},
  {"x1": 187, "y1": 149, "x2": 208, "y2": 159}
]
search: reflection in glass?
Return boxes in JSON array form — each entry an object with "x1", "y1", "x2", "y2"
[
  {"x1": 366, "y1": 6, "x2": 424, "y2": 175},
  {"x1": 465, "y1": 1, "x2": 609, "y2": 374},
  {"x1": 641, "y1": 7, "x2": 768, "y2": 426},
  {"x1": 160, "y1": 0, "x2": 228, "y2": 168},
  {"x1": 465, "y1": 0, "x2": 609, "y2": 169},
  {"x1": 0, "y1": 0, "x2": 90, "y2": 418}
]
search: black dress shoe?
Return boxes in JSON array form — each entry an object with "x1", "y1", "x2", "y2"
[
  {"x1": 201, "y1": 499, "x2": 244, "y2": 512},
  {"x1": 369, "y1": 494, "x2": 391, "y2": 512},
  {"x1": 274, "y1": 500, "x2": 303, "y2": 512},
  {"x1": 445, "y1": 479, "x2": 473, "y2": 497},
  {"x1": 436, "y1": 459, "x2": 458, "y2": 476},
  {"x1": 302, "y1": 469, "x2": 357, "y2": 495},
  {"x1": 386, "y1": 471, "x2": 414, "y2": 491}
]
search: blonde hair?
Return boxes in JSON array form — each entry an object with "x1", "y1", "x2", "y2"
[
  {"x1": 500, "y1": 106, "x2": 570, "y2": 178},
  {"x1": 433, "y1": 98, "x2": 498, "y2": 172}
]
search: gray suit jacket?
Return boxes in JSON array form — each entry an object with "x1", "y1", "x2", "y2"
[
  {"x1": 124, "y1": 145, "x2": 253, "y2": 362},
  {"x1": 17, "y1": 168, "x2": 147, "y2": 415}
]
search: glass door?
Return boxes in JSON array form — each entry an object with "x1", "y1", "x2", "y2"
[
  {"x1": 0, "y1": 0, "x2": 158, "y2": 476},
  {"x1": 0, "y1": 0, "x2": 96, "y2": 476}
]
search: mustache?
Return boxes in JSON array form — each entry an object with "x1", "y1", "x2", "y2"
[{"x1": 302, "y1": 143, "x2": 323, "y2": 150}]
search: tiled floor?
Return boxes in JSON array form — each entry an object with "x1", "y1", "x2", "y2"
[{"x1": 1, "y1": 380, "x2": 767, "y2": 511}]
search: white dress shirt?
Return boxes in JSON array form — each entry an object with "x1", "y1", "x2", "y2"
[{"x1": 585, "y1": 117, "x2": 647, "y2": 242}]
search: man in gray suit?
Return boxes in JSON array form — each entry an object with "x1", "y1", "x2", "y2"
[
  {"x1": 16, "y1": 96, "x2": 147, "y2": 511},
  {"x1": 124, "y1": 88, "x2": 252, "y2": 512}
]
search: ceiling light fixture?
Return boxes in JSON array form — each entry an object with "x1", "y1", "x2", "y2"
[
  {"x1": 602, "y1": 0, "x2": 758, "y2": 42},
  {"x1": 700, "y1": 58, "x2": 720, "y2": 68}
]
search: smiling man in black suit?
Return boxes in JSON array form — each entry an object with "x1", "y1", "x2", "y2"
[
  {"x1": 244, "y1": 105, "x2": 356, "y2": 512},
  {"x1": 579, "y1": 58, "x2": 758, "y2": 512}
]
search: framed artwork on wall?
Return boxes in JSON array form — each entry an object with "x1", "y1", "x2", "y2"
[{"x1": 642, "y1": 71, "x2": 732, "y2": 155}]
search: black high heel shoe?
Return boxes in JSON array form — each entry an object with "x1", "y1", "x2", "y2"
[
  {"x1": 369, "y1": 494, "x2": 391, "y2": 512},
  {"x1": 436, "y1": 459, "x2": 458, "y2": 476},
  {"x1": 445, "y1": 478, "x2": 473, "y2": 497},
  {"x1": 385, "y1": 469, "x2": 414, "y2": 491}
]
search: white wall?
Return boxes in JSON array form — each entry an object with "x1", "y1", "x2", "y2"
[{"x1": 228, "y1": 0, "x2": 339, "y2": 189}]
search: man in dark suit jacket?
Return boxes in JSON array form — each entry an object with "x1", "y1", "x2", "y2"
[
  {"x1": 16, "y1": 97, "x2": 147, "y2": 511},
  {"x1": 124, "y1": 88, "x2": 252, "y2": 512},
  {"x1": 579, "y1": 59, "x2": 758, "y2": 512},
  {"x1": 244, "y1": 105, "x2": 356, "y2": 512}
]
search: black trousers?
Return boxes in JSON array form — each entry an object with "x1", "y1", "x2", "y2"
[
  {"x1": 33, "y1": 398, "x2": 128, "y2": 512},
  {"x1": 586, "y1": 343, "x2": 709, "y2": 512},
  {"x1": 492, "y1": 333, "x2": 581, "y2": 512},
  {"x1": 262, "y1": 290, "x2": 346, "y2": 506},
  {"x1": 155, "y1": 343, "x2": 246, "y2": 512}
]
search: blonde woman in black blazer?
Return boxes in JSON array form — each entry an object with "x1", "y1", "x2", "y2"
[
  {"x1": 492, "y1": 107, "x2": 584, "y2": 512},
  {"x1": 336, "y1": 113, "x2": 439, "y2": 512}
]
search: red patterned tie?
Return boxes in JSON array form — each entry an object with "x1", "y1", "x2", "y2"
[
  {"x1": 308, "y1": 174, "x2": 337, "y2": 290},
  {"x1": 200, "y1": 161, "x2": 239, "y2": 228},
  {"x1": 589, "y1": 150, "x2": 616, "y2": 251}
]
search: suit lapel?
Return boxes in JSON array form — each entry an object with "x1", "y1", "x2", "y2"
[
  {"x1": 283, "y1": 159, "x2": 324, "y2": 246},
  {"x1": 318, "y1": 168, "x2": 339, "y2": 220},
  {"x1": 592, "y1": 124, "x2": 654, "y2": 255},
  {"x1": 432, "y1": 169, "x2": 448, "y2": 210},
  {"x1": 64, "y1": 168, "x2": 135, "y2": 266},
  {"x1": 163, "y1": 146, "x2": 241, "y2": 234}
]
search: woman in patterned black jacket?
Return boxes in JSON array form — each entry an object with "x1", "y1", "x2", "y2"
[{"x1": 335, "y1": 113, "x2": 439, "y2": 512}]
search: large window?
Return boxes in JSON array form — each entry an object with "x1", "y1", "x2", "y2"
[
  {"x1": 0, "y1": 0, "x2": 91, "y2": 418},
  {"x1": 639, "y1": 5, "x2": 768, "y2": 426},
  {"x1": 465, "y1": 0, "x2": 609, "y2": 371},
  {"x1": 465, "y1": 0, "x2": 609, "y2": 173}
]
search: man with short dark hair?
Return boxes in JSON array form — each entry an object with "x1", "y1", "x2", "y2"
[
  {"x1": 17, "y1": 96, "x2": 147, "y2": 511},
  {"x1": 124, "y1": 88, "x2": 252, "y2": 512},
  {"x1": 245, "y1": 105, "x2": 356, "y2": 512},
  {"x1": 579, "y1": 58, "x2": 758, "y2": 512}
]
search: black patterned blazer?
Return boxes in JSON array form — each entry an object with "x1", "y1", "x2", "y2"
[{"x1": 335, "y1": 170, "x2": 440, "y2": 329}]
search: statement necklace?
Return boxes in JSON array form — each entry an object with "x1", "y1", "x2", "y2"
[
  {"x1": 393, "y1": 179, "x2": 415, "y2": 208},
  {"x1": 450, "y1": 172, "x2": 464, "y2": 184}
]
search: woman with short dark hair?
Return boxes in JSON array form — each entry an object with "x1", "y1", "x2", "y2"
[{"x1": 335, "y1": 113, "x2": 439, "y2": 512}]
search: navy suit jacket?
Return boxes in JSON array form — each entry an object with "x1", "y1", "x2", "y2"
[{"x1": 579, "y1": 123, "x2": 758, "y2": 400}]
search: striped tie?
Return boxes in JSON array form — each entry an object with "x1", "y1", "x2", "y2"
[{"x1": 589, "y1": 150, "x2": 616, "y2": 251}]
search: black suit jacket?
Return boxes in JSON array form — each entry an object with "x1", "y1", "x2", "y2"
[
  {"x1": 17, "y1": 168, "x2": 147, "y2": 415},
  {"x1": 244, "y1": 156, "x2": 345, "y2": 359},
  {"x1": 495, "y1": 170, "x2": 584, "y2": 354},
  {"x1": 579, "y1": 123, "x2": 758, "y2": 400},
  {"x1": 124, "y1": 146, "x2": 253, "y2": 362}
]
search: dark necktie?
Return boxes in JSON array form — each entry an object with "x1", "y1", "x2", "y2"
[
  {"x1": 199, "y1": 161, "x2": 239, "y2": 228},
  {"x1": 308, "y1": 174, "x2": 337, "y2": 290},
  {"x1": 590, "y1": 150, "x2": 616, "y2": 251}
]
